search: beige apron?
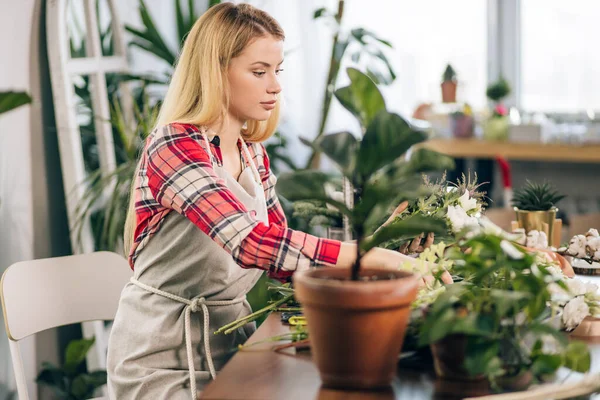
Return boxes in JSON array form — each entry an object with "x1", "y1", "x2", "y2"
[{"x1": 107, "y1": 134, "x2": 268, "y2": 400}]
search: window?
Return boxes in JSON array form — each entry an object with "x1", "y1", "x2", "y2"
[
  {"x1": 521, "y1": 0, "x2": 600, "y2": 112},
  {"x1": 341, "y1": 0, "x2": 488, "y2": 116}
]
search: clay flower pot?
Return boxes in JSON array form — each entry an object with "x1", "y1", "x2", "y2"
[
  {"x1": 441, "y1": 81, "x2": 457, "y2": 103},
  {"x1": 430, "y1": 334, "x2": 486, "y2": 381},
  {"x1": 293, "y1": 267, "x2": 418, "y2": 389}
]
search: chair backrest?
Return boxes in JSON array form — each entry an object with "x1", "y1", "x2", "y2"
[
  {"x1": 569, "y1": 213, "x2": 600, "y2": 238},
  {"x1": 0, "y1": 252, "x2": 131, "y2": 400},
  {"x1": 1, "y1": 251, "x2": 131, "y2": 341}
]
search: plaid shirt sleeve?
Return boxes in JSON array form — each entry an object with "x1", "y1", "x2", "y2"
[{"x1": 145, "y1": 125, "x2": 340, "y2": 279}]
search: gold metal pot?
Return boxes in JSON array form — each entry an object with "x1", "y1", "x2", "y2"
[{"x1": 514, "y1": 207, "x2": 557, "y2": 242}]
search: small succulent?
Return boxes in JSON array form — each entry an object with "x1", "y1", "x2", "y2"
[
  {"x1": 442, "y1": 64, "x2": 457, "y2": 83},
  {"x1": 486, "y1": 77, "x2": 511, "y2": 102},
  {"x1": 511, "y1": 180, "x2": 566, "y2": 211}
]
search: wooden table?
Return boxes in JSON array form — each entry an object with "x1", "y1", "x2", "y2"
[
  {"x1": 421, "y1": 138, "x2": 600, "y2": 163},
  {"x1": 201, "y1": 313, "x2": 600, "y2": 400}
]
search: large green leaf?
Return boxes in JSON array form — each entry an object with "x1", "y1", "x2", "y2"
[
  {"x1": 404, "y1": 147, "x2": 455, "y2": 174},
  {"x1": 315, "y1": 131, "x2": 358, "y2": 178},
  {"x1": 333, "y1": 68, "x2": 386, "y2": 129},
  {"x1": 64, "y1": 337, "x2": 95, "y2": 375},
  {"x1": 0, "y1": 91, "x2": 32, "y2": 115},
  {"x1": 357, "y1": 111, "x2": 425, "y2": 178},
  {"x1": 362, "y1": 215, "x2": 447, "y2": 252},
  {"x1": 276, "y1": 170, "x2": 351, "y2": 216}
]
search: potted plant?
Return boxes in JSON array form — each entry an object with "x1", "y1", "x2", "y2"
[
  {"x1": 483, "y1": 77, "x2": 511, "y2": 141},
  {"x1": 37, "y1": 337, "x2": 107, "y2": 399},
  {"x1": 276, "y1": 67, "x2": 454, "y2": 389},
  {"x1": 511, "y1": 180, "x2": 566, "y2": 245},
  {"x1": 441, "y1": 64, "x2": 458, "y2": 103},
  {"x1": 418, "y1": 232, "x2": 591, "y2": 390}
]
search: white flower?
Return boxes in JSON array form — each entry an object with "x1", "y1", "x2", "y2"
[
  {"x1": 458, "y1": 190, "x2": 478, "y2": 212},
  {"x1": 447, "y1": 205, "x2": 479, "y2": 233},
  {"x1": 501, "y1": 240, "x2": 524, "y2": 259},
  {"x1": 566, "y1": 279, "x2": 588, "y2": 296},
  {"x1": 567, "y1": 235, "x2": 587, "y2": 258},
  {"x1": 587, "y1": 237, "x2": 600, "y2": 252},
  {"x1": 512, "y1": 228, "x2": 527, "y2": 245},
  {"x1": 586, "y1": 228, "x2": 600, "y2": 238},
  {"x1": 526, "y1": 230, "x2": 548, "y2": 249},
  {"x1": 562, "y1": 296, "x2": 590, "y2": 331},
  {"x1": 546, "y1": 265, "x2": 563, "y2": 278}
]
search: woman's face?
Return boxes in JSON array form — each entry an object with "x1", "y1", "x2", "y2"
[{"x1": 227, "y1": 35, "x2": 283, "y2": 123}]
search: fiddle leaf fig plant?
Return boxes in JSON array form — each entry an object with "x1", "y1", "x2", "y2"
[{"x1": 277, "y1": 68, "x2": 454, "y2": 281}]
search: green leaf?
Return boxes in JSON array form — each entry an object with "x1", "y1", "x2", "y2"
[
  {"x1": 405, "y1": 148, "x2": 455, "y2": 174},
  {"x1": 363, "y1": 215, "x2": 446, "y2": 252},
  {"x1": 563, "y1": 341, "x2": 591, "y2": 373},
  {"x1": 83, "y1": 370, "x2": 108, "y2": 389},
  {"x1": 464, "y1": 338, "x2": 502, "y2": 377},
  {"x1": 64, "y1": 338, "x2": 95, "y2": 375},
  {"x1": 0, "y1": 91, "x2": 32, "y2": 115},
  {"x1": 333, "y1": 68, "x2": 386, "y2": 129},
  {"x1": 357, "y1": 111, "x2": 424, "y2": 178},
  {"x1": 175, "y1": 0, "x2": 186, "y2": 43},
  {"x1": 209, "y1": 0, "x2": 221, "y2": 8},
  {"x1": 420, "y1": 307, "x2": 456, "y2": 345},
  {"x1": 490, "y1": 289, "x2": 531, "y2": 318},
  {"x1": 315, "y1": 131, "x2": 358, "y2": 178},
  {"x1": 313, "y1": 7, "x2": 327, "y2": 19},
  {"x1": 531, "y1": 354, "x2": 562, "y2": 376},
  {"x1": 276, "y1": 170, "x2": 351, "y2": 217}
]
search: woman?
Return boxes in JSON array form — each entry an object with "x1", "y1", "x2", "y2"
[{"x1": 107, "y1": 3, "x2": 448, "y2": 399}]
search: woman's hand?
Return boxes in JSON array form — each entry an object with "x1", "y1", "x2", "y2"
[{"x1": 379, "y1": 201, "x2": 436, "y2": 255}]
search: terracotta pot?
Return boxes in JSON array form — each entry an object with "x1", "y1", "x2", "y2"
[
  {"x1": 430, "y1": 335, "x2": 486, "y2": 381},
  {"x1": 441, "y1": 81, "x2": 457, "y2": 103},
  {"x1": 293, "y1": 267, "x2": 418, "y2": 389}
]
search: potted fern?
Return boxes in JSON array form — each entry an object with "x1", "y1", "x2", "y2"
[
  {"x1": 276, "y1": 68, "x2": 454, "y2": 389},
  {"x1": 512, "y1": 180, "x2": 566, "y2": 245},
  {"x1": 441, "y1": 64, "x2": 457, "y2": 103}
]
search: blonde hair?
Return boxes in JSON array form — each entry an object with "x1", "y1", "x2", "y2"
[{"x1": 123, "y1": 2, "x2": 285, "y2": 257}]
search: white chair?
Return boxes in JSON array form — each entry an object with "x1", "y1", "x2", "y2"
[{"x1": 0, "y1": 251, "x2": 131, "y2": 400}]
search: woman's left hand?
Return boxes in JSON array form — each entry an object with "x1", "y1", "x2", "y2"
[{"x1": 379, "y1": 201, "x2": 435, "y2": 255}]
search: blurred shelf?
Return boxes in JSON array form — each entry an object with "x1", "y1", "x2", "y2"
[{"x1": 422, "y1": 138, "x2": 600, "y2": 163}]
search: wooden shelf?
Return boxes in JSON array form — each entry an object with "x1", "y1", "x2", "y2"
[{"x1": 421, "y1": 138, "x2": 600, "y2": 163}]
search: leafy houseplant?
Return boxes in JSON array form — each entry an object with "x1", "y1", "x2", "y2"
[
  {"x1": 276, "y1": 67, "x2": 454, "y2": 389},
  {"x1": 306, "y1": 0, "x2": 398, "y2": 169},
  {"x1": 419, "y1": 233, "x2": 591, "y2": 389},
  {"x1": 483, "y1": 77, "x2": 511, "y2": 141},
  {"x1": 37, "y1": 337, "x2": 107, "y2": 400},
  {"x1": 512, "y1": 180, "x2": 566, "y2": 245},
  {"x1": 441, "y1": 64, "x2": 457, "y2": 103}
]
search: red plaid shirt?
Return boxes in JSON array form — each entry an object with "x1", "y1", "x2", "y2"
[{"x1": 129, "y1": 123, "x2": 341, "y2": 281}]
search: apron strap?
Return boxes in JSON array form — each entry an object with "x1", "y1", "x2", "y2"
[{"x1": 129, "y1": 277, "x2": 245, "y2": 400}]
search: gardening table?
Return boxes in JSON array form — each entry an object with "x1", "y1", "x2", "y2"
[{"x1": 201, "y1": 312, "x2": 600, "y2": 400}]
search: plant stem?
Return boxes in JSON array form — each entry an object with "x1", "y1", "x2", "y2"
[
  {"x1": 214, "y1": 293, "x2": 294, "y2": 335},
  {"x1": 352, "y1": 226, "x2": 363, "y2": 281},
  {"x1": 306, "y1": 0, "x2": 345, "y2": 170}
]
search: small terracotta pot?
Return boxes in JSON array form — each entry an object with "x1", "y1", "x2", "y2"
[
  {"x1": 441, "y1": 81, "x2": 457, "y2": 103},
  {"x1": 293, "y1": 267, "x2": 418, "y2": 389},
  {"x1": 430, "y1": 335, "x2": 486, "y2": 381}
]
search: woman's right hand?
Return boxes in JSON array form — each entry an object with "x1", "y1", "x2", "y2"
[{"x1": 335, "y1": 243, "x2": 452, "y2": 286}]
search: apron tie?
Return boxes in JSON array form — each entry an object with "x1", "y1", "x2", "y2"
[{"x1": 129, "y1": 277, "x2": 245, "y2": 400}]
